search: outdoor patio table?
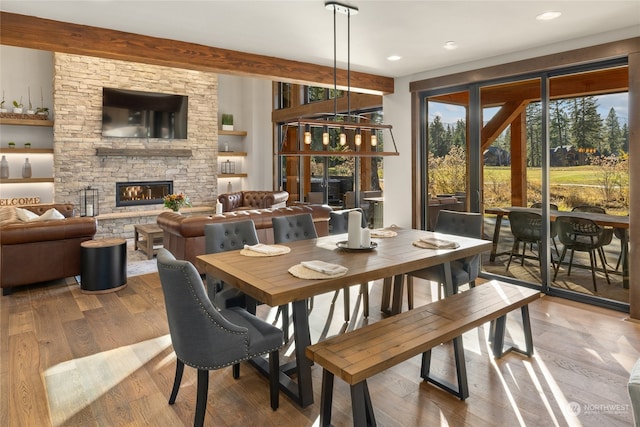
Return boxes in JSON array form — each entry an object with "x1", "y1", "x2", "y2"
[{"x1": 485, "y1": 206, "x2": 629, "y2": 288}]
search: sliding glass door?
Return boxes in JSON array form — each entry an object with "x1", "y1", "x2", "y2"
[{"x1": 418, "y1": 60, "x2": 630, "y2": 311}]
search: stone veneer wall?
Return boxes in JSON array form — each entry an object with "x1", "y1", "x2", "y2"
[{"x1": 53, "y1": 53, "x2": 218, "y2": 238}]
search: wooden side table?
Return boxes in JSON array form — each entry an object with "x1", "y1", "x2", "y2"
[
  {"x1": 134, "y1": 223, "x2": 164, "y2": 259},
  {"x1": 80, "y1": 238, "x2": 127, "y2": 293}
]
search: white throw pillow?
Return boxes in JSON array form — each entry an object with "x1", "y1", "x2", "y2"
[
  {"x1": 15, "y1": 207, "x2": 40, "y2": 222},
  {"x1": 15, "y1": 207, "x2": 66, "y2": 222},
  {"x1": 39, "y1": 208, "x2": 66, "y2": 221}
]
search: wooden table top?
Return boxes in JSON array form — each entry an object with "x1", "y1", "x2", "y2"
[
  {"x1": 485, "y1": 206, "x2": 629, "y2": 229},
  {"x1": 196, "y1": 227, "x2": 492, "y2": 307}
]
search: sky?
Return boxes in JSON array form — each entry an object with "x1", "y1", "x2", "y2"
[{"x1": 430, "y1": 92, "x2": 629, "y2": 126}]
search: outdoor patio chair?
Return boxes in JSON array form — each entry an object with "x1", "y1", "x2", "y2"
[
  {"x1": 506, "y1": 211, "x2": 547, "y2": 271},
  {"x1": 553, "y1": 216, "x2": 611, "y2": 292}
]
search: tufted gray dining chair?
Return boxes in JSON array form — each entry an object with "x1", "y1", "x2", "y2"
[
  {"x1": 204, "y1": 220, "x2": 259, "y2": 308},
  {"x1": 156, "y1": 248, "x2": 283, "y2": 427},
  {"x1": 271, "y1": 213, "x2": 319, "y2": 336},
  {"x1": 406, "y1": 210, "x2": 483, "y2": 303}
]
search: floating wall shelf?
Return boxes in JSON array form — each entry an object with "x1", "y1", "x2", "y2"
[{"x1": 95, "y1": 148, "x2": 193, "y2": 157}]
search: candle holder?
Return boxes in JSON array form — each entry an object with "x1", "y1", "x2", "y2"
[{"x1": 80, "y1": 186, "x2": 99, "y2": 217}]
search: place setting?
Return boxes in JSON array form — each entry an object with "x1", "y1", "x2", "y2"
[
  {"x1": 240, "y1": 243, "x2": 291, "y2": 257},
  {"x1": 288, "y1": 260, "x2": 348, "y2": 280},
  {"x1": 413, "y1": 235, "x2": 460, "y2": 250}
]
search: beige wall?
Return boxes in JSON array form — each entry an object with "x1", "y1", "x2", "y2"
[{"x1": 53, "y1": 53, "x2": 218, "y2": 237}]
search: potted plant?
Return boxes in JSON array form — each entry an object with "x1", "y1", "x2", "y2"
[
  {"x1": 36, "y1": 88, "x2": 48, "y2": 117},
  {"x1": 221, "y1": 113, "x2": 234, "y2": 131},
  {"x1": 26, "y1": 87, "x2": 35, "y2": 114},
  {"x1": 13, "y1": 97, "x2": 23, "y2": 114},
  {"x1": 7, "y1": 142, "x2": 15, "y2": 149}
]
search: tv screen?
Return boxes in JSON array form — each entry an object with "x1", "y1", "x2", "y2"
[{"x1": 102, "y1": 88, "x2": 188, "y2": 139}]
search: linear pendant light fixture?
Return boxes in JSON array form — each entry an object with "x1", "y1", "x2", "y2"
[{"x1": 279, "y1": 0, "x2": 398, "y2": 157}]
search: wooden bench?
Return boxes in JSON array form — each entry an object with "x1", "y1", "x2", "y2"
[{"x1": 306, "y1": 280, "x2": 541, "y2": 427}]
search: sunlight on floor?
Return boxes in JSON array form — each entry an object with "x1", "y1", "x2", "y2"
[{"x1": 44, "y1": 334, "x2": 171, "y2": 426}]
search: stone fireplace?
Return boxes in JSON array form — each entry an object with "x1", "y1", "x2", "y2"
[
  {"x1": 116, "y1": 180, "x2": 173, "y2": 207},
  {"x1": 53, "y1": 53, "x2": 219, "y2": 238}
]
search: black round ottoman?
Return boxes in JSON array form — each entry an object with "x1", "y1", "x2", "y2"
[{"x1": 80, "y1": 238, "x2": 127, "y2": 293}]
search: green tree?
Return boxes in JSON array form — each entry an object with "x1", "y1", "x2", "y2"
[
  {"x1": 569, "y1": 96, "x2": 603, "y2": 152},
  {"x1": 452, "y1": 119, "x2": 466, "y2": 148},
  {"x1": 622, "y1": 123, "x2": 629, "y2": 153},
  {"x1": 603, "y1": 107, "x2": 623, "y2": 155},
  {"x1": 549, "y1": 99, "x2": 571, "y2": 148},
  {"x1": 429, "y1": 115, "x2": 449, "y2": 157},
  {"x1": 526, "y1": 102, "x2": 542, "y2": 167}
]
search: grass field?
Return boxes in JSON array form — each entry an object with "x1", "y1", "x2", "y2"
[{"x1": 483, "y1": 165, "x2": 629, "y2": 215}]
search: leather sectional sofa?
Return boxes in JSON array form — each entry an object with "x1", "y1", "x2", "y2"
[
  {"x1": 218, "y1": 190, "x2": 289, "y2": 212},
  {"x1": 157, "y1": 204, "x2": 331, "y2": 273},
  {"x1": 0, "y1": 203, "x2": 97, "y2": 295}
]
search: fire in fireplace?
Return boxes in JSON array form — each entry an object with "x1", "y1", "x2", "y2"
[{"x1": 116, "y1": 180, "x2": 173, "y2": 207}]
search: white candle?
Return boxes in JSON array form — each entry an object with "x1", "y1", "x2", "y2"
[
  {"x1": 347, "y1": 210, "x2": 362, "y2": 248},
  {"x1": 86, "y1": 205, "x2": 94, "y2": 217},
  {"x1": 216, "y1": 201, "x2": 223, "y2": 214},
  {"x1": 361, "y1": 228, "x2": 371, "y2": 248}
]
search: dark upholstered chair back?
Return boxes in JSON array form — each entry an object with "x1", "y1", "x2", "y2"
[
  {"x1": 204, "y1": 220, "x2": 259, "y2": 307},
  {"x1": 329, "y1": 208, "x2": 367, "y2": 235},
  {"x1": 156, "y1": 248, "x2": 283, "y2": 424},
  {"x1": 508, "y1": 211, "x2": 543, "y2": 243},
  {"x1": 435, "y1": 210, "x2": 482, "y2": 238},
  {"x1": 272, "y1": 213, "x2": 318, "y2": 243},
  {"x1": 157, "y1": 248, "x2": 261, "y2": 367},
  {"x1": 205, "y1": 219, "x2": 259, "y2": 253}
]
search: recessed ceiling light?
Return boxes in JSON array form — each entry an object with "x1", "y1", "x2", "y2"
[
  {"x1": 387, "y1": 55, "x2": 402, "y2": 61},
  {"x1": 443, "y1": 41, "x2": 457, "y2": 50},
  {"x1": 536, "y1": 11, "x2": 561, "y2": 21}
]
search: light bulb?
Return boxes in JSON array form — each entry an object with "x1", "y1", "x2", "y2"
[
  {"x1": 339, "y1": 128, "x2": 346, "y2": 146},
  {"x1": 322, "y1": 127, "x2": 329, "y2": 145},
  {"x1": 304, "y1": 125, "x2": 311, "y2": 145},
  {"x1": 371, "y1": 130, "x2": 377, "y2": 146},
  {"x1": 354, "y1": 129, "x2": 362, "y2": 146}
]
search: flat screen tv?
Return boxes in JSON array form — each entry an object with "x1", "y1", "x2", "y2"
[{"x1": 102, "y1": 88, "x2": 188, "y2": 139}]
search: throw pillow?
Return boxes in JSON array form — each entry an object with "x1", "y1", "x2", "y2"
[
  {"x1": 15, "y1": 207, "x2": 40, "y2": 222},
  {"x1": 0, "y1": 206, "x2": 18, "y2": 225},
  {"x1": 39, "y1": 208, "x2": 66, "y2": 221}
]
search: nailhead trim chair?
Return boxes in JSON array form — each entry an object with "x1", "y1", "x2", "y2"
[{"x1": 157, "y1": 248, "x2": 283, "y2": 427}]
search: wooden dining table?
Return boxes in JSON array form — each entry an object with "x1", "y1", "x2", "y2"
[
  {"x1": 485, "y1": 206, "x2": 629, "y2": 288},
  {"x1": 196, "y1": 227, "x2": 492, "y2": 407}
]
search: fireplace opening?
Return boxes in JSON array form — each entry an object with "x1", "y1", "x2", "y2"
[{"x1": 116, "y1": 180, "x2": 173, "y2": 207}]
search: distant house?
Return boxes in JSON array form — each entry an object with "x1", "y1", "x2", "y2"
[
  {"x1": 483, "y1": 146, "x2": 511, "y2": 166},
  {"x1": 550, "y1": 145, "x2": 595, "y2": 166}
]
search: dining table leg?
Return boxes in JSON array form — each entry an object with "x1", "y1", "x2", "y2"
[{"x1": 291, "y1": 299, "x2": 314, "y2": 407}]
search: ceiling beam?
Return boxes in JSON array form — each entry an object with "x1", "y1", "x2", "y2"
[{"x1": 0, "y1": 12, "x2": 394, "y2": 95}]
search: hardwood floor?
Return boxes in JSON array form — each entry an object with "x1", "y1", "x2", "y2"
[{"x1": 1, "y1": 272, "x2": 639, "y2": 426}]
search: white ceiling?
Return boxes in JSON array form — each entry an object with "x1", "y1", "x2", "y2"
[{"x1": 2, "y1": 1, "x2": 639, "y2": 78}]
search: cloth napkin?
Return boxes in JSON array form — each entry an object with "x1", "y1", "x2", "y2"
[
  {"x1": 416, "y1": 236, "x2": 460, "y2": 249},
  {"x1": 243, "y1": 243, "x2": 287, "y2": 255},
  {"x1": 370, "y1": 229, "x2": 398, "y2": 238},
  {"x1": 301, "y1": 260, "x2": 348, "y2": 276}
]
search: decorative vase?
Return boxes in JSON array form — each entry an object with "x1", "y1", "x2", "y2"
[
  {"x1": 227, "y1": 181, "x2": 232, "y2": 193},
  {"x1": 0, "y1": 155, "x2": 9, "y2": 179},
  {"x1": 22, "y1": 158, "x2": 32, "y2": 178},
  {"x1": 13, "y1": 107, "x2": 23, "y2": 114}
]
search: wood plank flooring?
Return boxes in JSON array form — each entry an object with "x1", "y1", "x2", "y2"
[{"x1": 1, "y1": 273, "x2": 639, "y2": 426}]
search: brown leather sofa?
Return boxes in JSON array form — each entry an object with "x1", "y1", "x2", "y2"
[
  {"x1": 157, "y1": 204, "x2": 331, "y2": 273},
  {"x1": 0, "y1": 204, "x2": 97, "y2": 295},
  {"x1": 218, "y1": 190, "x2": 289, "y2": 212}
]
